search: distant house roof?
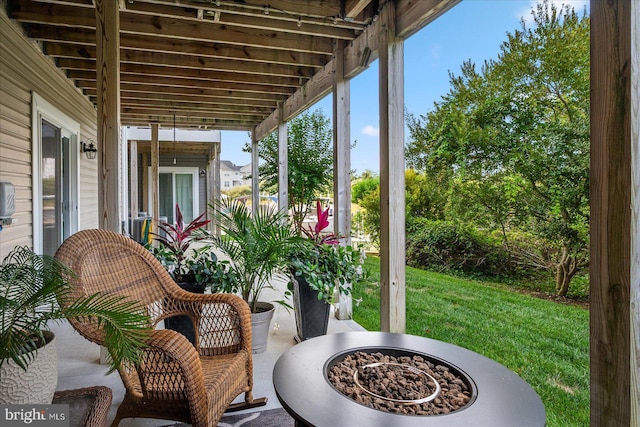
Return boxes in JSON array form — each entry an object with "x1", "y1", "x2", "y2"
[{"x1": 220, "y1": 160, "x2": 248, "y2": 172}]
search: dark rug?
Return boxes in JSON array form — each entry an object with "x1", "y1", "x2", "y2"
[{"x1": 163, "y1": 407, "x2": 295, "y2": 427}]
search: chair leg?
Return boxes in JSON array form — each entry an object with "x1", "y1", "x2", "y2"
[{"x1": 225, "y1": 392, "x2": 268, "y2": 413}]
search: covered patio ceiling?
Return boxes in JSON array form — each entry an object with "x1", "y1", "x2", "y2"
[{"x1": 7, "y1": 0, "x2": 457, "y2": 137}]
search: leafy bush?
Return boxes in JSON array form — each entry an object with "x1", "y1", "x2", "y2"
[{"x1": 405, "y1": 219, "x2": 510, "y2": 276}]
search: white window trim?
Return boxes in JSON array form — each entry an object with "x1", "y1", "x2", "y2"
[
  {"x1": 147, "y1": 166, "x2": 200, "y2": 222},
  {"x1": 31, "y1": 93, "x2": 80, "y2": 254}
]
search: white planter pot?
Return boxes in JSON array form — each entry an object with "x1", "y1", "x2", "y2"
[
  {"x1": 251, "y1": 302, "x2": 275, "y2": 354},
  {"x1": 0, "y1": 330, "x2": 58, "y2": 404}
]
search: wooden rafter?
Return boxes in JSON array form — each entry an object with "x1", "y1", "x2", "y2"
[{"x1": 5, "y1": 0, "x2": 457, "y2": 130}]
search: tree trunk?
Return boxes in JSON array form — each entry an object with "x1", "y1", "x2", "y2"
[{"x1": 555, "y1": 246, "x2": 578, "y2": 297}]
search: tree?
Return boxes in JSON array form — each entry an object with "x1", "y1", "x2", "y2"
[
  {"x1": 406, "y1": 0, "x2": 589, "y2": 296},
  {"x1": 247, "y1": 109, "x2": 333, "y2": 234}
]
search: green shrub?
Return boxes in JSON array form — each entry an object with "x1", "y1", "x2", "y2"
[{"x1": 405, "y1": 219, "x2": 510, "y2": 276}]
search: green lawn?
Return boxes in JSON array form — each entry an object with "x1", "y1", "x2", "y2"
[{"x1": 353, "y1": 257, "x2": 589, "y2": 427}]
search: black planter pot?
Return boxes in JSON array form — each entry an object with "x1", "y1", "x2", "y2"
[
  {"x1": 164, "y1": 281, "x2": 206, "y2": 346},
  {"x1": 292, "y1": 276, "x2": 330, "y2": 342}
]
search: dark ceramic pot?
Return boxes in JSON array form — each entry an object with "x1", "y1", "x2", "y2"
[
  {"x1": 164, "y1": 281, "x2": 206, "y2": 346},
  {"x1": 292, "y1": 276, "x2": 330, "y2": 342}
]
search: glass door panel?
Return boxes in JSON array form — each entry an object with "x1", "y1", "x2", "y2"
[
  {"x1": 41, "y1": 120, "x2": 61, "y2": 256},
  {"x1": 159, "y1": 173, "x2": 174, "y2": 224},
  {"x1": 175, "y1": 174, "x2": 194, "y2": 222}
]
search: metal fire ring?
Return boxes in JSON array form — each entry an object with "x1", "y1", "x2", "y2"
[{"x1": 353, "y1": 362, "x2": 442, "y2": 405}]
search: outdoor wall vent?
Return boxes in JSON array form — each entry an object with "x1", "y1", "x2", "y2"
[{"x1": 0, "y1": 182, "x2": 16, "y2": 218}]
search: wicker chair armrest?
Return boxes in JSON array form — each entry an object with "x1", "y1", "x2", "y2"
[
  {"x1": 136, "y1": 329, "x2": 207, "y2": 406},
  {"x1": 166, "y1": 291, "x2": 252, "y2": 355}
]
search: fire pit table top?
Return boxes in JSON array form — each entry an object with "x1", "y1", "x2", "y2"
[{"x1": 273, "y1": 331, "x2": 545, "y2": 427}]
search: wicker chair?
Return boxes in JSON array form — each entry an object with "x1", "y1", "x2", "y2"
[{"x1": 54, "y1": 229, "x2": 266, "y2": 427}]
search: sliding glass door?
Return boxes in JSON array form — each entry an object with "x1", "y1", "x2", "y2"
[{"x1": 149, "y1": 167, "x2": 199, "y2": 224}]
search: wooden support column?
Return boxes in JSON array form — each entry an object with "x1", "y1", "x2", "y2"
[
  {"x1": 590, "y1": 0, "x2": 638, "y2": 424},
  {"x1": 251, "y1": 128, "x2": 260, "y2": 213},
  {"x1": 141, "y1": 153, "x2": 149, "y2": 213},
  {"x1": 95, "y1": 0, "x2": 120, "y2": 232},
  {"x1": 632, "y1": 2, "x2": 640, "y2": 421},
  {"x1": 333, "y1": 40, "x2": 353, "y2": 320},
  {"x1": 205, "y1": 148, "x2": 214, "y2": 231},
  {"x1": 378, "y1": 2, "x2": 406, "y2": 333},
  {"x1": 278, "y1": 103, "x2": 288, "y2": 219},
  {"x1": 129, "y1": 140, "x2": 138, "y2": 219},
  {"x1": 150, "y1": 123, "x2": 159, "y2": 236},
  {"x1": 213, "y1": 141, "x2": 221, "y2": 235}
]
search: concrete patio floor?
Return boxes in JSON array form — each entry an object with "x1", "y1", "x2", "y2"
[{"x1": 51, "y1": 277, "x2": 364, "y2": 426}]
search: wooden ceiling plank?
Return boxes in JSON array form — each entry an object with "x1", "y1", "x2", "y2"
[
  {"x1": 132, "y1": 0, "x2": 343, "y2": 20},
  {"x1": 37, "y1": 32, "x2": 329, "y2": 67},
  {"x1": 56, "y1": 51, "x2": 315, "y2": 78},
  {"x1": 345, "y1": 0, "x2": 373, "y2": 19},
  {"x1": 78, "y1": 78, "x2": 295, "y2": 96},
  {"x1": 118, "y1": 94, "x2": 277, "y2": 109},
  {"x1": 256, "y1": 0, "x2": 459, "y2": 140},
  {"x1": 121, "y1": 114, "x2": 257, "y2": 129},
  {"x1": 121, "y1": 108, "x2": 266, "y2": 121},
  {"x1": 10, "y1": 1, "x2": 335, "y2": 53},
  {"x1": 66, "y1": 65, "x2": 302, "y2": 87},
  {"x1": 118, "y1": 99, "x2": 273, "y2": 114},
  {"x1": 82, "y1": 85, "x2": 285, "y2": 103},
  {"x1": 124, "y1": 1, "x2": 357, "y2": 39}
]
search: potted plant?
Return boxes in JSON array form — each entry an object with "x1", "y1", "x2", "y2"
[
  {"x1": 149, "y1": 204, "x2": 234, "y2": 343},
  {"x1": 208, "y1": 198, "x2": 300, "y2": 353},
  {"x1": 288, "y1": 201, "x2": 367, "y2": 342},
  {"x1": 0, "y1": 246, "x2": 150, "y2": 404}
]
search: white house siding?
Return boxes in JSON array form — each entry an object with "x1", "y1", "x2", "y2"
[{"x1": 0, "y1": 10, "x2": 98, "y2": 258}]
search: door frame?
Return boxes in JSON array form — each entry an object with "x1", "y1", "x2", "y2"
[
  {"x1": 31, "y1": 93, "x2": 80, "y2": 254},
  {"x1": 147, "y1": 166, "x2": 200, "y2": 223}
]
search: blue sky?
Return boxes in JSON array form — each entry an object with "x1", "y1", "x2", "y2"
[{"x1": 220, "y1": 0, "x2": 589, "y2": 175}]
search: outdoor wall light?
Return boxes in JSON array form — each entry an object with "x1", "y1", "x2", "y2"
[{"x1": 81, "y1": 139, "x2": 98, "y2": 160}]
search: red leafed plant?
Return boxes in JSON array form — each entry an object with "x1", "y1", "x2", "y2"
[
  {"x1": 153, "y1": 204, "x2": 210, "y2": 279},
  {"x1": 302, "y1": 200, "x2": 339, "y2": 245}
]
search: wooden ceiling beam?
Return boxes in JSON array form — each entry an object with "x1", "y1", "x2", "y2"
[
  {"x1": 55, "y1": 50, "x2": 315, "y2": 78},
  {"x1": 37, "y1": 32, "x2": 329, "y2": 67},
  {"x1": 118, "y1": 94, "x2": 277, "y2": 109},
  {"x1": 255, "y1": 0, "x2": 461, "y2": 140},
  {"x1": 131, "y1": 0, "x2": 343, "y2": 20},
  {"x1": 345, "y1": 0, "x2": 373, "y2": 19},
  {"x1": 66, "y1": 65, "x2": 302, "y2": 87},
  {"x1": 133, "y1": 141, "x2": 216, "y2": 156},
  {"x1": 118, "y1": 99, "x2": 273, "y2": 114},
  {"x1": 11, "y1": 0, "x2": 334, "y2": 53},
  {"x1": 123, "y1": 1, "x2": 358, "y2": 39},
  {"x1": 78, "y1": 78, "x2": 294, "y2": 96},
  {"x1": 82, "y1": 84, "x2": 286, "y2": 103},
  {"x1": 122, "y1": 107, "x2": 265, "y2": 122},
  {"x1": 121, "y1": 114, "x2": 256, "y2": 129}
]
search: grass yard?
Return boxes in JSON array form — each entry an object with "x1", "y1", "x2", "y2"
[{"x1": 353, "y1": 257, "x2": 589, "y2": 427}]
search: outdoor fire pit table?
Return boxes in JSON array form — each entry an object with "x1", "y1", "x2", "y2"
[{"x1": 273, "y1": 332, "x2": 545, "y2": 427}]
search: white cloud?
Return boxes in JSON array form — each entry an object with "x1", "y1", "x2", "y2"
[
  {"x1": 361, "y1": 125, "x2": 379, "y2": 137},
  {"x1": 518, "y1": 0, "x2": 589, "y2": 25}
]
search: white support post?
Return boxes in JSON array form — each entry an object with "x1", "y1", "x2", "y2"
[
  {"x1": 277, "y1": 103, "x2": 288, "y2": 220},
  {"x1": 150, "y1": 123, "x2": 159, "y2": 237},
  {"x1": 378, "y1": 2, "x2": 406, "y2": 334},
  {"x1": 333, "y1": 40, "x2": 353, "y2": 320},
  {"x1": 129, "y1": 140, "x2": 138, "y2": 219},
  {"x1": 96, "y1": 0, "x2": 121, "y2": 232},
  {"x1": 251, "y1": 128, "x2": 260, "y2": 213}
]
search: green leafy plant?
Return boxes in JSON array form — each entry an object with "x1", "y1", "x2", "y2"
[
  {"x1": 0, "y1": 246, "x2": 151, "y2": 373},
  {"x1": 289, "y1": 201, "x2": 367, "y2": 303},
  {"x1": 209, "y1": 198, "x2": 301, "y2": 312},
  {"x1": 148, "y1": 203, "x2": 228, "y2": 288}
]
